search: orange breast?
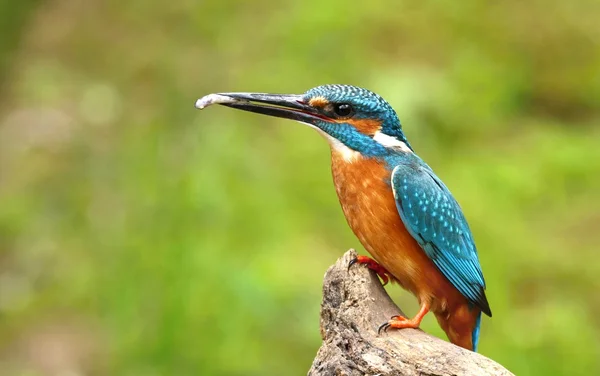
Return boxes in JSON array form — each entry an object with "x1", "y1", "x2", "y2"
[{"x1": 330, "y1": 150, "x2": 466, "y2": 313}]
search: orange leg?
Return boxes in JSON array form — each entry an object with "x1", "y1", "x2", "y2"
[
  {"x1": 348, "y1": 255, "x2": 394, "y2": 286},
  {"x1": 378, "y1": 303, "x2": 430, "y2": 334}
]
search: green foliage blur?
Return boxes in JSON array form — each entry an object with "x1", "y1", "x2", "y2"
[{"x1": 1, "y1": 1, "x2": 599, "y2": 375}]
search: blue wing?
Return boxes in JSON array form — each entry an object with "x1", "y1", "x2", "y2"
[{"x1": 391, "y1": 162, "x2": 491, "y2": 316}]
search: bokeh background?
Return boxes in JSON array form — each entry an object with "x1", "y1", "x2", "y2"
[{"x1": 1, "y1": 1, "x2": 599, "y2": 375}]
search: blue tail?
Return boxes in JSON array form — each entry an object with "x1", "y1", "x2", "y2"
[{"x1": 472, "y1": 311, "x2": 482, "y2": 352}]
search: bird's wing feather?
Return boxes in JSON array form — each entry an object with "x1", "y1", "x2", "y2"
[{"x1": 391, "y1": 163, "x2": 491, "y2": 316}]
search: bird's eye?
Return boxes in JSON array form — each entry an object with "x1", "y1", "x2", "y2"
[{"x1": 333, "y1": 103, "x2": 354, "y2": 118}]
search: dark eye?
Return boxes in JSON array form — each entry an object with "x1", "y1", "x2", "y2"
[{"x1": 333, "y1": 103, "x2": 354, "y2": 117}]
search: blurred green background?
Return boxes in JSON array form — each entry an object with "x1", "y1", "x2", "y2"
[{"x1": 1, "y1": 1, "x2": 599, "y2": 375}]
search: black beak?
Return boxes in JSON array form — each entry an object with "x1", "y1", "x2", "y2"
[{"x1": 195, "y1": 92, "x2": 326, "y2": 125}]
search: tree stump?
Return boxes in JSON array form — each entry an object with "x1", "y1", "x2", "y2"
[{"x1": 309, "y1": 249, "x2": 513, "y2": 376}]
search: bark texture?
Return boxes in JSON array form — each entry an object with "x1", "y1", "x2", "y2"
[{"x1": 309, "y1": 249, "x2": 513, "y2": 376}]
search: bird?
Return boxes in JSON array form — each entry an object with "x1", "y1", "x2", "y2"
[{"x1": 195, "y1": 84, "x2": 492, "y2": 352}]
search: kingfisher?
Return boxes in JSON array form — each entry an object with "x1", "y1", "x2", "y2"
[{"x1": 195, "y1": 84, "x2": 492, "y2": 351}]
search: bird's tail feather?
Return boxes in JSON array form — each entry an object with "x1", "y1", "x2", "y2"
[
  {"x1": 434, "y1": 306, "x2": 482, "y2": 351},
  {"x1": 472, "y1": 310, "x2": 482, "y2": 352}
]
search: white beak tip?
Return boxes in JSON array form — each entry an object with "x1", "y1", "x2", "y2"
[{"x1": 195, "y1": 94, "x2": 243, "y2": 110}]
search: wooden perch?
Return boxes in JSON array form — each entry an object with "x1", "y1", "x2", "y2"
[{"x1": 309, "y1": 249, "x2": 513, "y2": 376}]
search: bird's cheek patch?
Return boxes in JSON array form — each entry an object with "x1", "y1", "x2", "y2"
[{"x1": 343, "y1": 119, "x2": 382, "y2": 136}]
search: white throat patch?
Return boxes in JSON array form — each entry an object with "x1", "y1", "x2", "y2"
[
  {"x1": 296, "y1": 121, "x2": 360, "y2": 163},
  {"x1": 327, "y1": 136, "x2": 360, "y2": 162},
  {"x1": 373, "y1": 131, "x2": 412, "y2": 153}
]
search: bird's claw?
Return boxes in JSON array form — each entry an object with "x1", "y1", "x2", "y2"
[
  {"x1": 378, "y1": 315, "x2": 409, "y2": 335},
  {"x1": 378, "y1": 322, "x2": 391, "y2": 334},
  {"x1": 377, "y1": 314, "x2": 423, "y2": 335},
  {"x1": 347, "y1": 257, "x2": 359, "y2": 271},
  {"x1": 347, "y1": 255, "x2": 393, "y2": 286}
]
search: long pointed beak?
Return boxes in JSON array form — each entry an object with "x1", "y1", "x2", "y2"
[{"x1": 195, "y1": 92, "x2": 327, "y2": 125}]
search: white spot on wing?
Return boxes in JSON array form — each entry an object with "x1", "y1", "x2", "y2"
[
  {"x1": 390, "y1": 165, "x2": 401, "y2": 199},
  {"x1": 373, "y1": 131, "x2": 412, "y2": 153}
]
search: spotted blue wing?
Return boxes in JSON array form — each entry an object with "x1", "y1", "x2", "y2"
[{"x1": 391, "y1": 163, "x2": 491, "y2": 316}]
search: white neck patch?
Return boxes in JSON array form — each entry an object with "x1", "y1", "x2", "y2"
[
  {"x1": 296, "y1": 121, "x2": 360, "y2": 163},
  {"x1": 327, "y1": 136, "x2": 360, "y2": 163},
  {"x1": 373, "y1": 131, "x2": 412, "y2": 153}
]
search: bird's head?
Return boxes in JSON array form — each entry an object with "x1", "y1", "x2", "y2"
[{"x1": 195, "y1": 84, "x2": 412, "y2": 158}]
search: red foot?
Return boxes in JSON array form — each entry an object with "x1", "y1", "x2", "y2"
[
  {"x1": 348, "y1": 255, "x2": 395, "y2": 286},
  {"x1": 378, "y1": 303, "x2": 430, "y2": 334}
]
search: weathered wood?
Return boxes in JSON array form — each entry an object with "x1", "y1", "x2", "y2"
[{"x1": 309, "y1": 249, "x2": 513, "y2": 376}]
